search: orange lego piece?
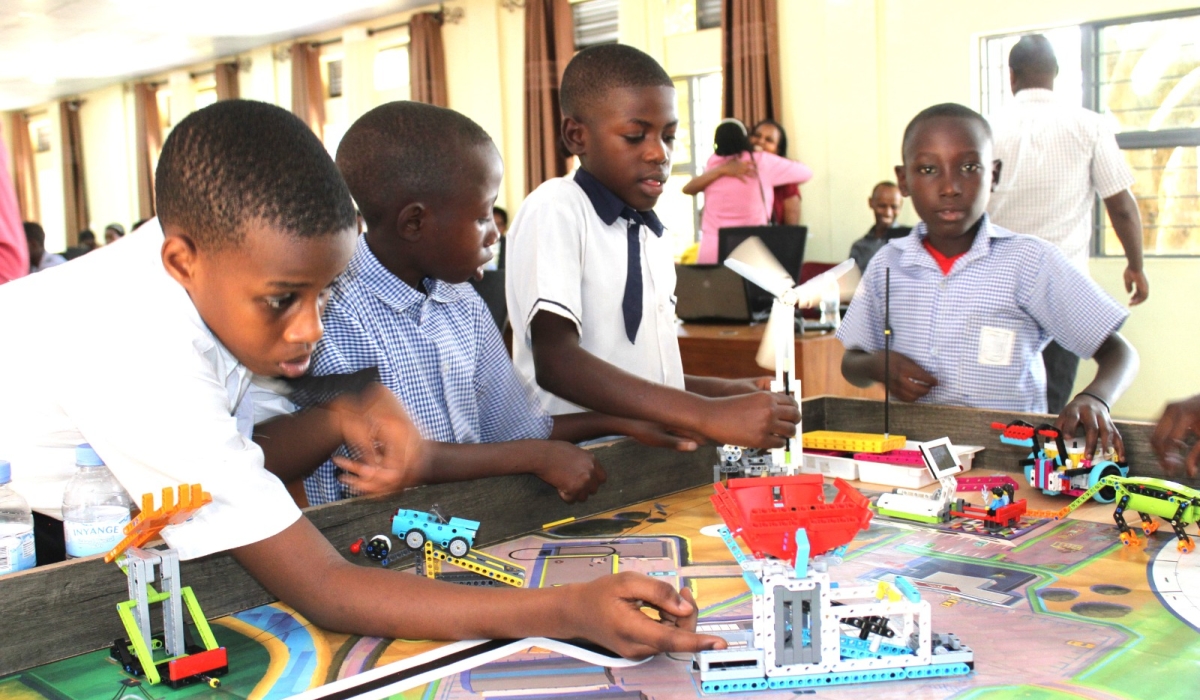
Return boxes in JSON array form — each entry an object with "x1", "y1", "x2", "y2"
[{"x1": 103, "y1": 484, "x2": 212, "y2": 563}]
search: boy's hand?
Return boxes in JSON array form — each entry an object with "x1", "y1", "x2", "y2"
[
  {"x1": 609, "y1": 417, "x2": 702, "y2": 452},
  {"x1": 699, "y1": 391, "x2": 800, "y2": 449},
  {"x1": 1125, "y1": 267, "x2": 1149, "y2": 306},
  {"x1": 1057, "y1": 394, "x2": 1123, "y2": 462},
  {"x1": 874, "y1": 351, "x2": 937, "y2": 402},
  {"x1": 1152, "y1": 394, "x2": 1200, "y2": 478},
  {"x1": 531, "y1": 442, "x2": 608, "y2": 503},
  {"x1": 565, "y1": 573, "x2": 726, "y2": 659},
  {"x1": 330, "y1": 383, "x2": 426, "y2": 496}
]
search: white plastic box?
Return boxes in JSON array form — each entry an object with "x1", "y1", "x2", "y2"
[
  {"x1": 854, "y1": 441, "x2": 983, "y2": 489},
  {"x1": 799, "y1": 451, "x2": 860, "y2": 480}
]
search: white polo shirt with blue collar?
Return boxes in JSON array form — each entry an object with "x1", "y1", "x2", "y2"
[
  {"x1": 298, "y1": 235, "x2": 552, "y2": 505},
  {"x1": 836, "y1": 215, "x2": 1128, "y2": 413},
  {"x1": 506, "y1": 169, "x2": 685, "y2": 415}
]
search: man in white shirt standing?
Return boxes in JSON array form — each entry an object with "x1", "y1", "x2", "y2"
[{"x1": 987, "y1": 34, "x2": 1148, "y2": 413}]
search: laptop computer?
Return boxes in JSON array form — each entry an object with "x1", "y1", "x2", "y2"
[
  {"x1": 674, "y1": 264, "x2": 752, "y2": 323},
  {"x1": 716, "y1": 225, "x2": 807, "y2": 318}
]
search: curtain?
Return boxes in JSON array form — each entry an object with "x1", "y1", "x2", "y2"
[
  {"x1": 214, "y1": 62, "x2": 240, "y2": 101},
  {"x1": 409, "y1": 13, "x2": 448, "y2": 107},
  {"x1": 290, "y1": 42, "x2": 325, "y2": 139},
  {"x1": 59, "y1": 100, "x2": 89, "y2": 245},
  {"x1": 523, "y1": 0, "x2": 574, "y2": 195},
  {"x1": 722, "y1": 0, "x2": 782, "y2": 127},
  {"x1": 133, "y1": 83, "x2": 163, "y2": 220},
  {"x1": 10, "y1": 113, "x2": 39, "y2": 223}
]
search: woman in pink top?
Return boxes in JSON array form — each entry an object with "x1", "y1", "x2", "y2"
[{"x1": 686, "y1": 119, "x2": 812, "y2": 264}]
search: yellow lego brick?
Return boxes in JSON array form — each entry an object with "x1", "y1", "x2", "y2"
[{"x1": 802, "y1": 430, "x2": 906, "y2": 454}]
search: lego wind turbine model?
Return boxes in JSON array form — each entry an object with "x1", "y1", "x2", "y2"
[{"x1": 724, "y1": 237, "x2": 856, "y2": 471}]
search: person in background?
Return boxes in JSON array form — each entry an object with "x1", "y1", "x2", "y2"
[
  {"x1": 986, "y1": 34, "x2": 1147, "y2": 414},
  {"x1": 848, "y1": 181, "x2": 912, "y2": 272},
  {"x1": 104, "y1": 223, "x2": 125, "y2": 245},
  {"x1": 63, "y1": 230, "x2": 97, "y2": 260},
  {"x1": 687, "y1": 119, "x2": 813, "y2": 264},
  {"x1": 750, "y1": 119, "x2": 802, "y2": 226},
  {"x1": 493, "y1": 206, "x2": 508, "y2": 236},
  {"x1": 1153, "y1": 394, "x2": 1200, "y2": 479},
  {"x1": 0, "y1": 130, "x2": 28, "y2": 284},
  {"x1": 24, "y1": 222, "x2": 65, "y2": 273}
]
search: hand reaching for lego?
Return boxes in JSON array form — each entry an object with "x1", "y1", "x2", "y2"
[
  {"x1": 1152, "y1": 394, "x2": 1200, "y2": 478},
  {"x1": 610, "y1": 417, "x2": 702, "y2": 452},
  {"x1": 1056, "y1": 394, "x2": 1122, "y2": 463},
  {"x1": 699, "y1": 390, "x2": 800, "y2": 449},
  {"x1": 566, "y1": 573, "x2": 726, "y2": 659}
]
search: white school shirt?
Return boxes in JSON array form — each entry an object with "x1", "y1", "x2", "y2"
[
  {"x1": 506, "y1": 173, "x2": 685, "y2": 415},
  {"x1": 0, "y1": 220, "x2": 301, "y2": 560},
  {"x1": 987, "y1": 89, "x2": 1135, "y2": 271}
]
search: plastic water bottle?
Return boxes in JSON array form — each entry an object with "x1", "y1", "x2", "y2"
[
  {"x1": 0, "y1": 460, "x2": 36, "y2": 575},
  {"x1": 62, "y1": 444, "x2": 133, "y2": 559}
]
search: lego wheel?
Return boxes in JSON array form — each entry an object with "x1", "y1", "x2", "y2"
[
  {"x1": 1091, "y1": 463, "x2": 1123, "y2": 503},
  {"x1": 448, "y1": 537, "x2": 470, "y2": 558},
  {"x1": 1180, "y1": 540, "x2": 1195, "y2": 554},
  {"x1": 405, "y1": 529, "x2": 426, "y2": 550},
  {"x1": 208, "y1": 678, "x2": 221, "y2": 688}
]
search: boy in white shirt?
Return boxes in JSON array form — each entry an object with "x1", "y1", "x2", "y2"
[
  {"x1": 507, "y1": 45, "x2": 799, "y2": 449},
  {"x1": 0, "y1": 100, "x2": 721, "y2": 658}
]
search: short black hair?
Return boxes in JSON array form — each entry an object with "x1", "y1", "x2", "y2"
[
  {"x1": 23, "y1": 222, "x2": 44, "y2": 244},
  {"x1": 560, "y1": 44, "x2": 673, "y2": 121},
  {"x1": 336, "y1": 101, "x2": 496, "y2": 231},
  {"x1": 751, "y1": 119, "x2": 788, "y2": 158},
  {"x1": 713, "y1": 120, "x2": 752, "y2": 156},
  {"x1": 1009, "y1": 35, "x2": 1058, "y2": 80},
  {"x1": 155, "y1": 100, "x2": 356, "y2": 250},
  {"x1": 78, "y1": 230, "x2": 95, "y2": 244},
  {"x1": 492, "y1": 206, "x2": 508, "y2": 226},
  {"x1": 901, "y1": 103, "x2": 992, "y2": 161},
  {"x1": 871, "y1": 181, "x2": 899, "y2": 198}
]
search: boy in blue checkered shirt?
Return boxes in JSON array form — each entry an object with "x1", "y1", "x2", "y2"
[
  {"x1": 290, "y1": 101, "x2": 699, "y2": 506},
  {"x1": 838, "y1": 103, "x2": 1139, "y2": 460}
]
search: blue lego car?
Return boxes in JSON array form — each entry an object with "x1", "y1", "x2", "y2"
[{"x1": 391, "y1": 508, "x2": 479, "y2": 558}]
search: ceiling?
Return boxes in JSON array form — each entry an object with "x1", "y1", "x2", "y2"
[{"x1": 0, "y1": 0, "x2": 432, "y2": 111}]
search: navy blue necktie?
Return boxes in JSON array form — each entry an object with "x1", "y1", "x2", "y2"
[{"x1": 621, "y1": 208, "x2": 655, "y2": 344}]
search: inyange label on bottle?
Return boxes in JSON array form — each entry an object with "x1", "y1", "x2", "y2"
[{"x1": 64, "y1": 514, "x2": 131, "y2": 558}]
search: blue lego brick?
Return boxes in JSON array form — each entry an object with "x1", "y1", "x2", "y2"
[
  {"x1": 839, "y1": 635, "x2": 913, "y2": 659},
  {"x1": 999, "y1": 436, "x2": 1032, "y2": 447},
  {"x1": 701, "y1": 678, "x2": 770, "y2": 693},
  {"x1": 763, "y1": 661, "x2": 971, "y2": 690}
]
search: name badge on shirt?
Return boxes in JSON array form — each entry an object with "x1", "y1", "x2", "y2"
[{"x1": 978, "y1": 326, "x2": 1016, "y2": 366}]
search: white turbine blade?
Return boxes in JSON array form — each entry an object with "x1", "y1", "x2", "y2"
[
  {"x1": 723, "y1": 237, "x2": 795, "y2": 299},
  {"x1": 789, "y1": 259, "x2": 857, "y2": 308},
  {"x1": 756, "y1": 301, "x2": 794, "y2": 371}
]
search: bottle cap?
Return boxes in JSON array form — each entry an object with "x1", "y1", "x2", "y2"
[
  {"x1": 0, "y1": 460, "x2": 9, "y2": 484},
  {"x1": 76, "y1": 444, "x2": 105, "y2": 467}
]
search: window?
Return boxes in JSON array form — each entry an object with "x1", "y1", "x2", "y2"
[
  {"x1": 697, "y1": 0, "x2": 720, "y2": 30},
  {"x1": 665, "y1": 0, "x2": 720, "y2": 36},
  {"x1": 980, "y1": 10, "x2": 1200, "y2": 256},
  {"x1": 1094, "y1": 12, "x2": 1200, "y2": 255},
  {"x1": 655, "y1": 72, "x2": 722, "y2": 258},
  {"x1": 373, "y1": 43, "x2": 411, "y2": 103},
  {"x1": 193, "y1": 74, "x2": 217, "y2": 111},
  {"x1": 321, "y1": 50, "x2": 348, "y2": 156},
  {"x1": 572, "y1": 0, "x2": 618, "y2": 50}
]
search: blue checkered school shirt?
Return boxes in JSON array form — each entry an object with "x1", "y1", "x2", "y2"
[
  {"x1": 836, "y1": 215, "x2": 1128, "y2": 413},
  {"x1": 299, "y1": 235, "x2": 553, "y2": 505}
]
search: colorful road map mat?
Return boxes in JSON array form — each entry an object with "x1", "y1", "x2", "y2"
[{"x1": 4, "y1": 484, "x2": 1200, "y2": 700}]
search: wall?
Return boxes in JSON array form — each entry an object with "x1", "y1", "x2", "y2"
[{"x1": 77, "y1": 84, "x2": 137, "y2": 235}]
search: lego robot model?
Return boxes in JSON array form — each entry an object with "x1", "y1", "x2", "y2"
[
  {"x1": 720, "y1": 236, "x2": 856, "y2": 476},
  {"x1": 875, "y1": 438, "x2": 966, "y2": 523},
  {"x1": 992, "y1": 421, "x2": 1128, "y2": 503},
  {"x1": 697, "y1": 475, "x2": 974, "y2": 692},
  {"x1": 1042, "y1": 475, "x2": 1200, "y2": 553},
  {"x1": 104, "y1": 485, "x2": 228, "y2": 689}
]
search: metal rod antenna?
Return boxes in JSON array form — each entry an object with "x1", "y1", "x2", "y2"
[{"x1": 884, "y1": 267, "x2": 891, "y2": 438}]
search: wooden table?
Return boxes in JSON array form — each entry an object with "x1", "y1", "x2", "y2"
[
  {"x1": 676, "y1": 322, "x2": 884, "y2": 399},
  {"x1": 2, "y1": 397, "x2": 1182, "y2": 676}
]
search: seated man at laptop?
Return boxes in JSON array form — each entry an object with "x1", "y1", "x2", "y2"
[{"x1": 849, "y1": 181, "x2": 912, "y2": 272}]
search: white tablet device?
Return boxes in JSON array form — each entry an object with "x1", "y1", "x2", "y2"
[{"x1": 918, "y1": 437, "x2": 964, "y2": 479}]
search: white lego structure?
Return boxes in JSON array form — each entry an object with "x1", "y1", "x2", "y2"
[
  {"x1": 874, "y1": 438, "x2": 965, "y2": 523},
  {"x1": 719, "y1": 238, "x2": 856, "y2": 477},
  {"x1": 696, "y1": 526, "x2": 974, "y2": 692}
]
